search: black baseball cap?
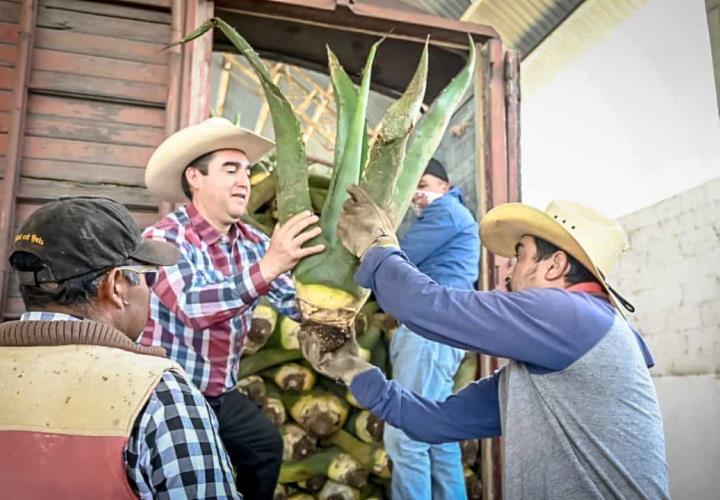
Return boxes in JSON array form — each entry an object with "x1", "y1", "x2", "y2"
[
  {"x1": 424, "y1": 158, "x2": 449, "y2": 183},
  {"x1": 10, "y1": 197, "x2": 179, "y2": 284}
]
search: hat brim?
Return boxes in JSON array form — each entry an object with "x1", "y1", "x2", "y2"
[
  {"x1": 480, "y1": 203, "x2": 622, "y2": 311},
  {"x1": 131, "y1": 239, "x2": 180, "y2": 267},
  {"x1": 145, "y1": 125, "x2": 274, "y2": 202}
]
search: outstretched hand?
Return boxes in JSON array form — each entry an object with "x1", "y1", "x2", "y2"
[
  {"x1": 298, "y1": 328, "x2": 373, "y2": 386},
  {"x1": 336, "y1": 185, "x2": 398, "y2": 260},
  {"x1": 259, "y1": 211, "x2": 325, "y2": 283}
]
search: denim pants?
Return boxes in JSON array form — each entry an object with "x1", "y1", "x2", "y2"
[{"x1": 385, "y1": 325, "x2": 467, "y2": 500}]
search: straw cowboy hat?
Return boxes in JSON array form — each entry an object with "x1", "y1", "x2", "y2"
[
  {"x1": 145, "y1": 117, "x2": 275, "y2": 202},
  {"x1": 480, "y1": 200, "x2": 634, "y2": 313}
]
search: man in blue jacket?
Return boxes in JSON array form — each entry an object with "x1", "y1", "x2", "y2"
[
  {"x1": 385, "y1": 159, "x2": 478, "y2": 500},
  {"x1": 301, "y1": 189, "x2": 670, "y2": 499}
]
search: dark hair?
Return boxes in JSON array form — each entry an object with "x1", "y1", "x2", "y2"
[
  {"x1": 181, "y1": 151, "x2": 216, "y2": 200},
  {"x1": 532, "y1": 236, "x2": 598, "y2": 285},
  {"x1": 13, "y1": 252, "x2": 140, "y2": 309}
]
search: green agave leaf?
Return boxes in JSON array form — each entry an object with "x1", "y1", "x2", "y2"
[
  {"x1": 319, "y1": 39, "x2": 381, "y2": 245},
  {"x1": 360, "y1": 40, "x2": 429, "y2": 211},
  {"x1": 209, "y1": 18, "x2": 312, "y2": 223},
  {"x1": 392, "y1": 37, "x2": 476, "y2": 224}
]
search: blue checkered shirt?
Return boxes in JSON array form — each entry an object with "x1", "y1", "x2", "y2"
[
  {"x1": 140, "y1": 204, "x2": 300, "y2": 397},
  {"x1": 20, "y1": 311, "x2": 240, "y2": 499}
]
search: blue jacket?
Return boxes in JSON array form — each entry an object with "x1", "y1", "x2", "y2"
[{"x1": 400, "y1": 187, "x2": 479, "y2": 290}]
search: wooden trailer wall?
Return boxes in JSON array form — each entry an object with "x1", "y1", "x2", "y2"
[{"x1": 0, "y1": 0, "x2": 188, "y2": 317}]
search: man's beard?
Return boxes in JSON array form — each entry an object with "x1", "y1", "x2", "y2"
[{"x1": 505, "y1": 276, "x2": 513, "y2": 292}]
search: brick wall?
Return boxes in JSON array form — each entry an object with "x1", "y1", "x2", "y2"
[
  {"x1": 608, "y1": 176, "x2": 720, "y2": 376},
  {"x1": 609, "y1": 177, "x2": 720, "y2": 499}
]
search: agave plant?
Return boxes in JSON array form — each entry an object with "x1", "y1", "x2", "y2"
[{"x1": 182, "y1": 18, "x2": 475, "y2": 350}]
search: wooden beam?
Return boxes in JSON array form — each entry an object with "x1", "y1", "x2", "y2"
[
  {"x1": 253, "y1": 62, "x2": 283, "y2": 133},
  {"x1": 303, "y1": 82, "x2": 332, "y2": 143},
  {"x1": 472, "y1": 40, "x2": 494, "y2": 500},
  {"x1": 0, "y1": 0, "x2": 37, "y2": 318},
  {"x1": 214, "y1": 55, "x2": 232, "y2": 117},
  {"x1": 505, "y1": 49, "x2": 521, "y2": 202},
  {"x1": 294, "y1": 88, "x2": 319, "y2": 115},
  {"x1": 159, "y1": 0, "x2": 184, "y2": 217},
  {"x1": 180, "y1": 0, "x2": 213, "y2": 128}
]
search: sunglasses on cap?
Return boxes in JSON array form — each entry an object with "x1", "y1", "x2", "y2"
[{"x1": 117, "y1": 265, "x2": 159, "y2": 288}]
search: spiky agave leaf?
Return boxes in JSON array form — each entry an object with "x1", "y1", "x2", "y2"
[
  {"x1": 360, "y1": 39, "x2": 429, "y2": 210},
  {"x1": 392, "y1": 37, "x2": 476, "y2": 223},
  {"x1": 194, "y1": 18, "x2": 313, "y2": 224}
]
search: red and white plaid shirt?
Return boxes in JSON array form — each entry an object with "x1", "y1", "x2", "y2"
[{"x1": 140, "y1": 204, "x2": 300, "y2": 397}]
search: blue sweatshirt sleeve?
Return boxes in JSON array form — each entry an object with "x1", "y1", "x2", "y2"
[
  {"x1": 400, "y1": 204, "x2": 458, "y2": 265},
  {"x1": 356, "y1": 247, "x2": 614, "y2": 371},
  {"x1": 350, "y1": 367, "x2": 502, "y2": 443}
]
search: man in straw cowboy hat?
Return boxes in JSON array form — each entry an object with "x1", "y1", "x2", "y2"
[
  {"x1": 0, "y1": 197, "x2": 239, "y2": 498},
  {"x1": 142, "y1": 118, "x2": 325, "y2": 499},
  {"x1": 300, "y1": 185, "x2": 670, "y2": 499}
]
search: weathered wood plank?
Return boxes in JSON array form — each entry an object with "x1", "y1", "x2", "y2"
[
  {"x1": 21, "y1": 158, "x2": 147, "y2": 186},
  {"x1": 15, "y1": 199, "x2": 160, "y2": 229},
  {"x1": 0, "y1": 43, "x2": 15, "y2": 66},
  {"x1": 0, "y1": 131, "x2": 6, "y2": 154},
  {"x1": 0, "y1": 110, "x2": 8, "y2": 132},
  {"x1": 33, "y1": 48, "x2": 168, "y2": 85},
  {"x1": 0, "y1": 65, "x2": 14, "y2": 89},
  {"x1": 0, "y1": 1, "x2": 20, "y2": 24},
  {"x1": 22, "y1": 136, "x2": 154, "y2": 168},
  {"x1": 29, "y1": 70, "x2": 167, "y2": 105},
  {"x1": 0, "y1": 21, "x2": 18, "y2": 43},
  {"x1": 18, "y1": 177, "x2": 158, "y2": 209},
  {"x1": 28, "y1": 94, "x2": 165, "y2": 127},
  {"x1": 42, "y1": 0, "x2": 171, "y2": 24},
  {"x1": 34, "y1": 28, "x2": 169, "y2": 65},
  {"x1": 25, "y1": 114, "x2": 165, "y2": 147},
  {"x1": 105, "y1": 0, "x2": 171, "y2": 11},
  {"x1": 0, "y1": 89, "x2": 11, "y2": 110},
  {"x1": 37, "y1": 5, "x2": 171, "y2": 44}
]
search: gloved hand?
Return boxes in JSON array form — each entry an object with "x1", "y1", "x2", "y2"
[
  {"x1": 298, "y1": 327, "x2": 374, "y2": 386},
  {"x1": 337, "y1": 185, "x2": 398, "y2": 260}
]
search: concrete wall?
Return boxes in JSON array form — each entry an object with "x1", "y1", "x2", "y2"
[{"x1": 608, "y1": 177, "x2": 720, "y2": 500}]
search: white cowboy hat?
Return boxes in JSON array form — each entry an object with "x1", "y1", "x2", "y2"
[
  {"x1": 145, "y1": 117, "x2": 275, "y2": 202},
  {"x1": 480, "y1": 200, "x2": 634, "y2": 312}
]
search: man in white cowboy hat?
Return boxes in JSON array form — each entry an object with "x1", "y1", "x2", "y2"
[
  {"x1": 300, "y1": 185, "x2": 670, "y2": 499},
  {"x1": 142, "y1": 117, "x2": 325, "y2": 500}
]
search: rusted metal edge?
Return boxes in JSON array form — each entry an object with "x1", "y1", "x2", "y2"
[
  {"x1": 0, "y1": 0, "x2": 38, "y2": 319},
  {"x1": 215, "y1": 0, "x2": 500, "y2": 44},
  {"x1": 487, "y1": 39, "x2": 507, "y2": 500},
  {"x1": 505, "y1": 50, "x2": 521, "y2": 203}
]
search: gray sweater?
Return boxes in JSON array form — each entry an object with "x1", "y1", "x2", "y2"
[{"x1": 500, "y1": 315, "x2": 669, "y2": 499}]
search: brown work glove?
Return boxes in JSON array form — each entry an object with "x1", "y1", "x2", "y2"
[
  {"x1": 337, "y1": 185, "x2": 399, "y2": 260},
  {"x1": 298, "y1": 328, "x2": 374, "y2": 386}
]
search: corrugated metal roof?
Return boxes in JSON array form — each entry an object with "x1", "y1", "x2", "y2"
[
  {"x1": 517, "y1": 0, "x2": 648, "y2": 96},
  {"x1": 460, "y1": 0, "x2": 585, "y2": 57},
  {"x1": 398, "y1": 0, "x2": 587, "y2": 59},
  {"x1": 399, "y1": 0, "x2": 473, "y2": 20}
]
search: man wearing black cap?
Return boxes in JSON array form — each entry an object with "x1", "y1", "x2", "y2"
[
  {"x1": 0, "y1": 197, "x2": 240, "y2": 499},
  {"x1": 384, "y1": 159, "x2": 480, "y2": 500}
]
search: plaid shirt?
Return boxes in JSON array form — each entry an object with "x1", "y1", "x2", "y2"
[
  {"x1": 19, "y1": 311, "x2": 239, "y2": 499},
  {"x1": 140, "y1": 204, "x2": 300, "y2": 397}
]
